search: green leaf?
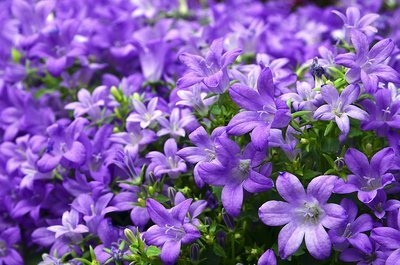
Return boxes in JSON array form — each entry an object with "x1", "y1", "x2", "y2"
[
  {"x1": 146, "y1": 246, "x2": 161, "y2": 257},
  {"x1": 324, "y1": 121, "x2": 335, "y2": 137},
  {"x1": 213, "y1": 243, "x2": 226, "y2": 257},
  {"x1": 291, "y1": 111, "x2": 311, "y2": 119},
  {"x1": 11, "y1": 48, "x2": 21, "y2": 63}
]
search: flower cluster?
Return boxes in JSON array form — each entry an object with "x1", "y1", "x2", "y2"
[{"x1": 1, "y1": 0, "x2": 400, "y2": 265}]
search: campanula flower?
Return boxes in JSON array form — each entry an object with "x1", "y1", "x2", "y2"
[{"x1": 259, "y1": 173, "x2": 346, "y2": 260}]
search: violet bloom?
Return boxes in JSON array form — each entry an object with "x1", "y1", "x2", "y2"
[
  {"x1": 361, "y1": 88, "x2": 400, "y2": 137},
  {"x1": 176, "y1": 84, "x2": 217, "y2": 116},
  {"x1": 332, "y1": 7, "x2": 379, "y2": 41},
  {"x1": 335, "y1": 30, "x2": 400, "y2": 93},
  {"x1": 110, "y1": 190, "x2": 150, "y2": 229},
  {"x1": 258, "y1": 249, "x2": 277, "y2": 265},
  {"x1": 281, "y1": 81, "x2": 322, "y2": 111},
  {"x1": 29, "y1": 19, "x2": 86, "y2": 76},
  {"x1": 157, "y1": 108, "x2": 195, "y2": 138},
  {"x1": 259, "y1": 173, "x2": 346, "y2": 260},
  {"x1": 37, "y1": 118, "x2": 88, "y2": 172},
  {"x1": 328, "y1": 198, "x2": 373, "y2": 251},
  {"x1": 334, "y1": 147, "x2": 396, "y2": 203},
  {"x1": 340, "y1": 237, "x2": 388, "y2": 265},
  {"x1": 65, "y1": 86, "x2": 107, "y2": 120},
  {"x1": 0, "y1": 227, "x2": 23, "y2": 265},
  {"x1": 366, "y1": 190, "x2": 400, "y2": 219},
  {"x1": 227, "y1": 67, "x2": 291, "y2": 150},
  {"x1": 371, "y1": 227, "x2": 400, "y2": 264},
  {"x1": 146, "y1": 138, "x2": 187, "y2": 179},
  {"x1": 314, "y1": 84, "x2": 368, "y2": 139},
  {"x1": 174, "y1": 192, "x2": 207, "y2": 226},
  {"x1": 177, "y1": 126, "x2": 226, "y2": 188},
  {"x1": 144, "y1": 198, "x2": 201, "y2": 265},
  {"x1": 198, "y1": 138, "x2": 273, "y2": 217},
  {"x1": 47, "y1": 210, "x2": 89, "y2": 243},
  {"x1": 127, "y1": 97, "x2": 162, "y2": 129},
  {"x1": 110, "y1": 122, "x2": 157, "y2": 155},
  {"x1": 177, "y1": 38, "x2": 242, "y2": 94},
  {"x1": 132, "y1": 19, "x2": 173, "y2": 82},
  {"x1": 268, "y1": 127, "x2": 300, "y2": 161},
  {"x1": 71, "y1": 193, "x2": 117, "y2": 233}
]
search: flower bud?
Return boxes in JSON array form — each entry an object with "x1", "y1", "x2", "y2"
[{"x1": 190, "y1": 243, "x2": 200, "y2": 263}]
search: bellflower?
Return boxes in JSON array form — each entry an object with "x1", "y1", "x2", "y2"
[
  {"x1": 366, "y1": 189, "x2": 400, "y2": 219},
  {"x1": 314, "y1": 84, "x2": 368, "y2": 139},
  {"x1": 176, "y1": 84, "x2": 218, "y2": 116},
  {"x1": 177, "y1": 126, "x2": 226, "y2": 188},
  {"x1": 332, "y1": 7, "x2": 379, "y2": 41},
  {"x1": 65, "y1": 86, "x2": 107, "y2": 120},
  {"x1": 127, "y1": 97, "x2": 162, "y2": 129},
  {"x1": 71, "y1": 193, "x2": 117, "y2": 233},
  {"x1": 227, "y1": 67, "x2": 291, "y2": 150},
  {"x1": 0, "y1": 227, "x2": 23, "y2": 265},
  {"x1": 281, "y1": 81, "x2": 322, "y2": 111},
  {"x1": 198, "y1": 138, "x2": 273, "y2": 217},
  {"x1": 157, "y1": 108, "x2": 195, "y2": 138},
  {"x1": 259, "y1": 173, "x2": 346, "y2": 259},
  {"x1": 268, "y1": 127, "x2": 300, "y2": 161},
  {"x1": 371, "y1": 226, "x2": 400, "y2": 265},
  {"x1": 47, "y1": 210, "x2": 89, "y2": 243},
  {"x1": 110, "y1": 122, "x2": 157, "y2": 155},
  {"x1": 177, "y1": 38, "x2": 242, "y2": 94},
  {"x1": 146, "y1": 138, "x2": 187, "y2": 179},
  {"x1": 328, "y1": 198, "x2": 373, "y2": 251},
  {"x1": 258, "y1": 249, "x2": 277, "y2": 265},
  {"x1": 334, "y1": 147, "x2": 396, "y2": 203},
  {"x1": 335, "y1": 30, "x2": 400, "y2": 93},
  {"x1": 174, "y1": 192, "x2": 207, "y2": 226},
  {"x1": 339, "y1": 237, "x2": 389, "y2": 265},
  {"x1": 361, "y1": 88, "x2": 400, "y2": 137},
  {"x1": 37, "y1": 118, "x2": 89, "y2": 172},
  {"x1": 144, "y1": 198, "x2": 201, "y2": 265}
]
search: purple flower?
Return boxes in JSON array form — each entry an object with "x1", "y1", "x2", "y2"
[
  {"x1": 227, "y1": 67, "x2": 291, "y2": 150},
  {"x1": 258, "y1": 249, "x2": 277, "y2": 265},
  {"x1": 111, "y1": 190, "x2": 150, "y2": 229},
  {"x1": 132, "y1": 19, "x2": 173, "y2": 82},
  {"x1": 0, "y1": 227, "x2": 23, "y2": 265},
  {"x1": 127, "y1": 97, "x2": 162, "y2": 129},
  {"x1": 334, "y1": 147, "x2": 396, "y2": 203},
  {"x1": 47, "y1": 210, "x2": 89, "y2": 243},
  {"x1": 332, "y1": 7, "x2": 379, "y2": 41},
  {"x1": 177, "y1": 126, "x2": 226, "y2": 188},
  {"x1": 259, "y1": 173, "x2": 346, "y2": 260},
  {"x1": 37, "y1": 118, "x2": 89, "y2": 172},
  {"x1": 157, "y1": 108, "x2": 195, "y2": 138},
  {"x1": 314, "y1": 84, "x2": 368, "y2": 139},
  {"x1": 335, "y1": 30, "x2": 400, "y2": 93},
  {"x1": 176, "y1": 84, "x2": 217, "y2": 116},
  {"x1": 339, "y1": 236, "x2": 388, "y2": 265},
  {"x1": 177, "y1": 38, "x2": 242, "y2": 94},
  {"x1": 146, "y1": 138, "x2": 187, "y2": 179},
  {"x1": 328, "y1": 198, "x2": 373, "y2": 251},
  {"x1": 65, "y1": 86, "x2": 107, "y2": 120},
  {"x1": 198, "y1": 138, "x2": 273, "y2": 217},
  {"x1": 174, "y1": 192, "x2": 206, "y2": 226},
  {"x1": 144, "y1": 198, "x2": 201, "y2": 265},
  {"x1": 29, "y1": 19, "x2": 86, "y2": 76},
  {"x1": 110, "y1": 122, "x2": 157, "y2": 155},
  {"x1": 71, "y1": 193, "x2": 117, "y2": 233},
  {"x1": 268, "y1": 127, "x2": 300, "y2": 161},
  {"x1": 371, "y1": 226, "x2": 400, "y2": 265},
  {"x1": 366, "y1": 190, "x2": 400, "y2": 219},
  {"x1": 281, "y1": 81, "x2": 322, "y2": 111},
  {"x1": 361, "y1": 88, "x2": 400, "y2": 136}
]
